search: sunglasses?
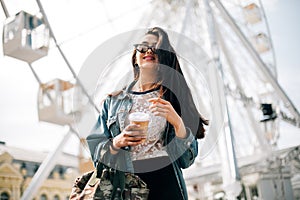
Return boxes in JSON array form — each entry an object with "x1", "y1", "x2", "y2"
[{"x1": 133, "y1": 44, "x2": 157, "y2": 54}]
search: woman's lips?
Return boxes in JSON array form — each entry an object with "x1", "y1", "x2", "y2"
[{"x1": 143, "y1": 56, "x2": 155, "y2": 61}]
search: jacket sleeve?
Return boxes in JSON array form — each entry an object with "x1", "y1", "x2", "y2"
[
  {"x1": 86, "y1": 96, "x2": 117, "y2": 167},
  {"x1": 168, "y1": 126, "x2": 198, "y2": 169}
]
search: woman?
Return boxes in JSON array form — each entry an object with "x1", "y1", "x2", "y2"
[{"x1": 87, "y1": 27, "x2": 208, "y2": 200}]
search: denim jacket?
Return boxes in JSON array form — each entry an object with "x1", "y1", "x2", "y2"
[{"x1": 86, "y1": 82, "x2": 198, "y2": 200}]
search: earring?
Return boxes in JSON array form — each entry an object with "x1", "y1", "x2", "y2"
[{"x1": 134, "y1": 63, "x2": 139, "y2": 68}]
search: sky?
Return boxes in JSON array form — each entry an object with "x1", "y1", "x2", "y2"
[
  {"x1": 266, "y1": 0, "x2": 300, "y2": 106},
  {"x1": 263, "y1": 0, "x2": 300, "y2": 148},
  {"x1": 0, "y1": 0, "x2": 299, "y2": 156}
]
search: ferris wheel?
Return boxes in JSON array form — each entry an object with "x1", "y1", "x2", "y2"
[
  {"x1": 144, "y1": 0, "x2": 300, "y2": 199},
  {"x1": 1, "y1": 0, "x2": 299, "y2": 199}
]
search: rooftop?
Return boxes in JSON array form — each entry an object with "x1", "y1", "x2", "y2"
[{"x1": 0, "y1": 143, "x2": 79, "y2": 168}]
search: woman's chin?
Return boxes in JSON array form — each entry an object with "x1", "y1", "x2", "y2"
[{"x1": 140, "y1": 63, "x2": 158, "y2": 70}]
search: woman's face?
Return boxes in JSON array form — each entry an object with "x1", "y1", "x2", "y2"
[{"x1": 135, "y1": 34, "x2": 159, "y2": 70}]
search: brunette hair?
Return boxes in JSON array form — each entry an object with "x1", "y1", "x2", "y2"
[{"x1": 131, "y1": 27, "x2": 208, "y2": 139}]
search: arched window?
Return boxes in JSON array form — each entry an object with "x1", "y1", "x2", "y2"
[
  {"x1": 40, "y1": 194, "x2": 47, "y2": 200},
  {"x1": 0, "y1": 192, "x2": 9, "y2": 200},
  {"x1": 53, "y1": 195, "x2": 60, "y2": 200},
  {"x1": 213, "y1": 191, "x2": 225, "y2": 200}
]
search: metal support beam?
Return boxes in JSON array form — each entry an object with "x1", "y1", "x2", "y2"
[
  {"x1": 0, "y1": 0, "x2": 9, "y2": 17},
  {"x1": 178, "y1": 0, "x2": 192, "y2": 46},
  {"x1": 28, "y1": 63, "x2": 53, "y2": 103},
  {"x1": 36, "y1": 0, "x2": 100, "y2": 114},
  {"x1": 211, "y1": 0, "x2": 300, "y2": 127},
  {"x1": 258, "y1": 0, "x2": 278, "y2": 78},
  {"x1": 214, "y1": 18, "x2": 272, "y2": 153},
  {"x1": 21, "y1": 128, "x2": 72, "y2": 200},
  {"x1": 1, "y1": 0, "x2": 53, "y2": 104},
  {"x1": 204, "y1": 0, "x2": 241, "y2": 198}
]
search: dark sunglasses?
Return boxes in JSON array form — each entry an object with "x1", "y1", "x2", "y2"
[{"x1": 133, "y1": 44, "x2": 157, "y2": 54}]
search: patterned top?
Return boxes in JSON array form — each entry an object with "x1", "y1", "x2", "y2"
[{"x1": 125, "y1": 89, "x2": 168, "y2": 161}]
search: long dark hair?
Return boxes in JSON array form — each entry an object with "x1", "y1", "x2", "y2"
[{"x1": 131, "y1": 27, "x2": 208, "y2": 139}]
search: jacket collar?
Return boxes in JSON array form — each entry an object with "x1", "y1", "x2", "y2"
[{"x1": 116, "y1": 80, "x2": 137, "y2": 100}]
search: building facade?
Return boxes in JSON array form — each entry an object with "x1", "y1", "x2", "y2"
[
  {"x1": 184, "y1": 145, "x2": 300, "y2": 200},
  {"x1": 0, "y1": 142, "x2": 93, "y2": 200}
]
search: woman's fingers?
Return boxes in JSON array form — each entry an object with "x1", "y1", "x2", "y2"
[
  {"x1": 149, "y1": 101, "x2": 170, "y2": 117},
  {"x1": 149, "y1": 102, "x2": 167, "y2": 109},
  {"x1": 114, "y1": 134, "x2": 145, "y2": 148},
  {"x1": 126, "y1": 140, "x2": 144, "y2": 146},
  {"x1": 148, "y1": 98, "x2": 182, "y2": 129},
  {"x1": 148, "y1": 98, "x2": 171, "y2": 118},
  {"x1": 125, "y1": 124, "x2": 141, "y2": 131},
  {"x1": 150, "y1": 106, "x2": 168, "y2": 114},
  {"x1": 123, "y1": 135, "x2": 145, "y2": 147},
  {"x1": 120, "y1": 124, "x2": 147, "y2": 146},
  {"x1": 148, "y1": 97, "x2": 169, "y2": 105},
  {"x1": 124, "y1": 130, "x2": 146, "y2": 138},
  {"x1": 113, "y1": 123, "x2": 147, "y2": 148}
]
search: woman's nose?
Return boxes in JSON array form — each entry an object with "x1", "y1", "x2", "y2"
[{"x1": 146, "y1": 48, "x2": 154, "y2": 54}]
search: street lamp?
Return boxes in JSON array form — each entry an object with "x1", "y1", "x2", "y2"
[{"x1": 260, "y1": 103, "x2": 277, "y2": 145}]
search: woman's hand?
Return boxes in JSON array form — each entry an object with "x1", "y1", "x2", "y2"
[
  {"x1": 148, "y1": 98, "x2": 187, "y2": 138},
  {"x1": 111, "y1": 124, "x2": 146, "y2": 151}
]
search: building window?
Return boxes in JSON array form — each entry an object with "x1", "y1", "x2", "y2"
[
  {"x1": 54, "y1": 195, "x2": 60, "y2": 200},
  {"x1": 237, "y1": 184, "x2": 247, "y2": 200},
  {"x1": 250, "y1": 185, "x2": 259, "y2": 199},
  {"x1": 40, "y1": 194, "x2": 47, "y2": 200},
  {"x1": 0, "y1": 192, "x2": 9, "y2": 200},
  {"x1": 213, "y1": 191, "x2": 225, "y2": 200}
]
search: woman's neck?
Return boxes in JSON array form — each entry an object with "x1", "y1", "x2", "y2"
[{"x1": 134, "y1": 76, "x2": 159, "y2": 92}]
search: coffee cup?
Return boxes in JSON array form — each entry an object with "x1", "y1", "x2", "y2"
[{"x1": 128, "y1": 112, "x2": 150, "y2": 142}]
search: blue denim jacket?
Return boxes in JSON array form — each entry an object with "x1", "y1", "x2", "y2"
[{"x1": 86, "y1": 83, "x2": 198, "y2": 200}]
